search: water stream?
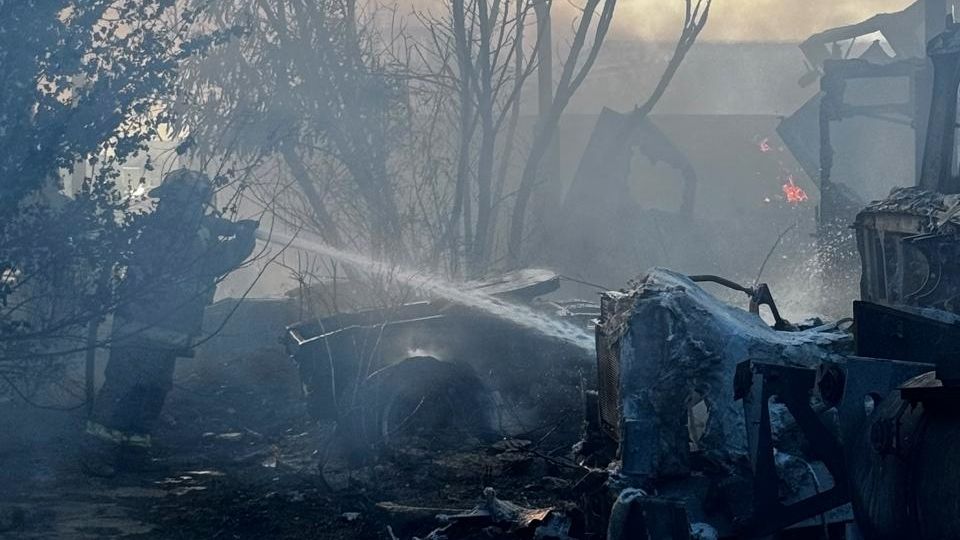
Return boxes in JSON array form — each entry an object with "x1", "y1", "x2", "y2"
[{"x1": 257, "y1": 230, "x2": 596, "y2": 352}]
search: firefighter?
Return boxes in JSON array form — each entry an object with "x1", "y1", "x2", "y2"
[{"x1": 81, "y1": 169, "x2": 257, "y2": 477}]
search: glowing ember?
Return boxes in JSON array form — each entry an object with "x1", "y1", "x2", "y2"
[
  {"x1": 782, "y1": 176, "x2": 808, "y2": 204},
  {"x1": 759, "y1": 138, "x2": 771, "y2": 153}
]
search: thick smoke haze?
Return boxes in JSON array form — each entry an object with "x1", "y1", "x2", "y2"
[
  {"x1": 611, "y1": 0, "x2": 911, "y2": 41},
  {"x1": 405, "y1": 0, "x2": 912, "y2": 42}
]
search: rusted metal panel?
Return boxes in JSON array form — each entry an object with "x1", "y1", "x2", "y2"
[{"x1": 855, "y1": 187, "x2": 960, "y2": 310}]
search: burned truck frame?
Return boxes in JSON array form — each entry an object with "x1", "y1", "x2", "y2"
[
  {"x1": 283, "y1": 269, "x2": 598, "y2": 454},
  {"x1": 594, "y1": 270, "x2": 864, "y2": 538},
  {"x1": 592, "y1": 272, "x2": 958, "y2": 538}
]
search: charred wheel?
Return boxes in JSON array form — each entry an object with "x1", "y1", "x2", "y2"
[{"x1": 353, "y1": 356, "x2": 498, "y2": 453}]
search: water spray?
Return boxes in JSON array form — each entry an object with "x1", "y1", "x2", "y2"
[{"x1": 255, "y1": 229, "x2": 596, "y2": 352}]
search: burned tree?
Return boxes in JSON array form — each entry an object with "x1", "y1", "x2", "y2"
[
  {"x1": 506, "y1": 0, "x2": 617, "y2": 266},
  {"x1": 0, "y1": 1, "x2": 206, "y2": 397},
  {"x1": 409, "y1": 0, "x2": 541, "y2": 274},
  {"x1": 176, "y1": 0, "x2": 408, "y2": 257}
]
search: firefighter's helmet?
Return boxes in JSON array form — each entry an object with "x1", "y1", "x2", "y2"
[{"x1": 148, "y1": 169, "x2": 214, "y2": 202}]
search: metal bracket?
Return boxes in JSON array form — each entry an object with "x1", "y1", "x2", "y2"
[{"x1": 733, "y1": 360, "x2": 849, "y2": 538}]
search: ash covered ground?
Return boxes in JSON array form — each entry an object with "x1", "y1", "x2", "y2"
[{"x1": 0, "y1": 343, "x2": 595, "y2": 539}]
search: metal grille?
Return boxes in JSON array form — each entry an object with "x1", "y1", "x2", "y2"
[{"x1": 596, "y1": 330, "x2": 621, "y2": 440}]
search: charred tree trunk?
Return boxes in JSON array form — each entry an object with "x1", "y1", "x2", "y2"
[
  {"x1": 471, "y1": 0, "x2": 497, "y2": 273},
  {"x1": 491, "y1": 0, "x2": 527, "y2": 261},
  {"x1": 506, "y1": 0, "x2": 618, "y2": 266},
  {"x1": 445, "y1": 0, "x2": 475, "y2": 275},
  {"x1": 279, "y1": 141, "x2": 343, "y2": 247},
  {"x1": 533, "y1": 0, "x2": 553, "y2": 119},
  {"x1": 529, "y1": 0, "x2": 561, "y2": 258}
]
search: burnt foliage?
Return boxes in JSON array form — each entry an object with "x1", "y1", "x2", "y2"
[{"x1": 0, "y1": 1, "x2": 217, "y2": 391}]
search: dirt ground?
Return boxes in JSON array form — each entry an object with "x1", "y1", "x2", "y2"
[{"x1": 0, "y1": 346, "x2": 597, "y2": 539}]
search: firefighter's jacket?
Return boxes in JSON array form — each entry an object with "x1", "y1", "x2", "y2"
[{"x1": 112, "y1": 211, "x2": 256, "y2": 353}]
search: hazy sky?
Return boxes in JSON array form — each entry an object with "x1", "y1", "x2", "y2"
[
  {"x1": 404, "y1": 0, "x2": 917, "y2": 42},
  {"x1": 607, "y1": 0, "x2": 914, "y2": 41}
]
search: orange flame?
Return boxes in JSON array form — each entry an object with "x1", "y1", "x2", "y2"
[{"x1": 782, "y1": 176, "x2": 808, "y2": 204}]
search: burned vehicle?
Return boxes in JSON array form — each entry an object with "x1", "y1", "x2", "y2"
[
  {"x1": 590, "y1": 266, "x2": 960, "y2": 538},
  {"x1": 283, "y1": 269, "x2": 598, "y2": 455},
  {"x1": 592, "y1": 270, "x2": 863, "y2": 538},
  {"x1": 587, "y1": 16, "x2": 960, "y2": 539}
]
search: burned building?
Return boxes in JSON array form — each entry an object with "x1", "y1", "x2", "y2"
[{"x1": 778, "y1": 1, "x2": 960, "y2": 281}]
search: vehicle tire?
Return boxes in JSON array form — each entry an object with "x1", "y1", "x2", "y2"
[{"x1": 353, "y1": 356, "x2": 498, "y2": 453}]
